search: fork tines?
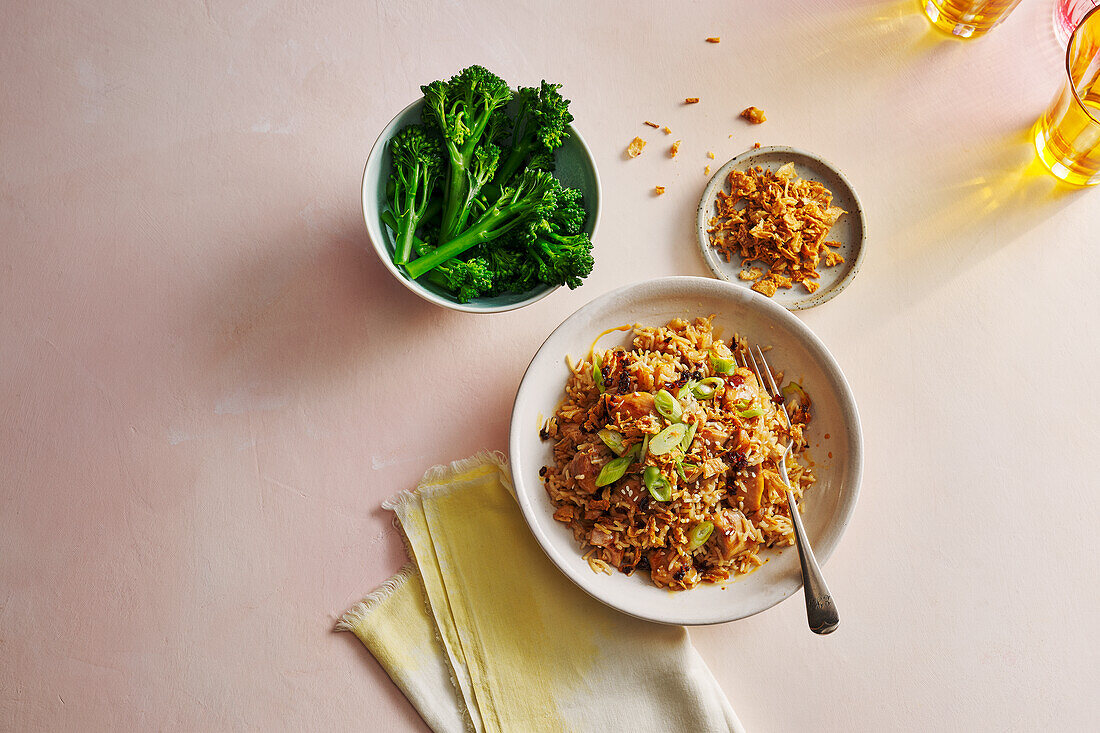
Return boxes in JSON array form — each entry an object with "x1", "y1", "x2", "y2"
[{"x1": 735, "y1": 343, "x2": 791, "y2": 431}]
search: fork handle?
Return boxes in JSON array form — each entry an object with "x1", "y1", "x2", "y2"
[{"x1": 786, "y1": 489, "x2": 840, "y2": 635}]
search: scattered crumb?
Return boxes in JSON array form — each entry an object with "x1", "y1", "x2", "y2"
[
  {"x1": 770, "y1": 273, "x2": 794, "y2": 289},
  {"x1": 662, "y1": 126, "x2": 672, "y2": 135},
  {"x1": 706, "y1": 37, "x2": 721, "y2": 43},
  {"x1": 684, "y1": 97, "x2": 700, "y2": 104},
  {"x1": 643, "y1": 120, "x2": 660, "y2": 129},
  {"x1": 738, "y1": 267, "x2": 763, "y2": 281},
  {"x1": 823, "y1": 244, "x2": 845, "y2": 267},
  {"x1": 753, "y1": 142, "x2": 761, "y2": 149},
  {"x1": 803, "y1": 280, "x2": 820, "y2": 294},
  {"x1": 704, "y1": 165, "x2": 711, "y2": 176},
  {"x1": 627, "y1": 137, "x2": 646, "y2": 158},
  {"x1": 740, "y1": 106, "x2": 766, "y2": 124},
  {"x1": 670, "y1": 140, "x2": 681, "y2": 158},
  {"x1": 707, "y1": 151, "x2": 716, "y2": 159},
  {"x1": 751, "y1": 277, "x2": 778, "y2": 297},
  {"x1": 654, "y1": 185, "x2": 666, "y2": 195}
]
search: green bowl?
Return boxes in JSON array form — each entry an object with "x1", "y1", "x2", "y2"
[{"x1": 362, "y1": 96, "x2": 602, "y2": 313}]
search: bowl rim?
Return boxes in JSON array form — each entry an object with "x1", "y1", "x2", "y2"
[
  {"x1": 508, "y1": 276, "x2": 864, "y2": 625},
  {"x1": 361, "y1": 96, "x2": 603, "y2": 314},
  {"x1": 695, "y1": 145, "x2": 867, "y2": 311}
]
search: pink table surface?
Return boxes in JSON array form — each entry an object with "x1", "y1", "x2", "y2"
[{"x1": 3, "y1": 1, "x2": 1099, "y2": 730}]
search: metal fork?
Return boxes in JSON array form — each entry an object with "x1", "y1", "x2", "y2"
[{"x1": 737, "y1": 345, "x2": 839, "y2": 635}]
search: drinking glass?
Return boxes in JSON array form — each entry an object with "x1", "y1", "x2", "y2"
[
  {"x1": 920, "y1": 0, "x2": 1023, "y2": 38},
  {"x1": 1035, "y1": 5, "x2": 1100, "y2": 185},
  {"x1": 1054, "y1": 0, "x2": 1100, "y2": 45}
]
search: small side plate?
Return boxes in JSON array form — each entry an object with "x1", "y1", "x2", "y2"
[{"x1": 696, "y1": 146, "x2": 866, "y2": 311}]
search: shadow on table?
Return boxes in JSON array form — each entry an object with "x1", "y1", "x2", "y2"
[
  {"x1": 884, "y1": 121, "x2": 1081, "y2": 297},
  {"x1": 793, "y1": 0, "x2": 964, "y2": 73},
  {"x1": 192, "y1": 203, "x2": 472, "y2": 407},
  {"x1": 837, "y1": 115, "x2": 1089, "y2": 342},
  {"x1": 900, "y1": 124, "x2": 1079, "y2": 239}
]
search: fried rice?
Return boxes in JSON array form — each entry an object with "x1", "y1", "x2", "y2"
[{"x1": 539, "y1": 316, "x2": 814, "y2": 591}]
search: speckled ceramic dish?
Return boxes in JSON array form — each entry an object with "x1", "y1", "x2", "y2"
[
  {"x1": 696, "y1": 146, "x2": 866, "y2": 311},
  {"x1": 362, "y1": 97, "x2": 601, "y2": 313},
  {"x1": 509, "y1": 277, "x2": 863, "y2": 625}
]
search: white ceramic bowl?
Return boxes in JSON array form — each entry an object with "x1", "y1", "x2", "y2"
[
  {"x1": 509, "y1": 277, "x2": 863, "y2": 625},
  {"x1": 362, "y1": 97, "x2": 602, "y2": 313}
]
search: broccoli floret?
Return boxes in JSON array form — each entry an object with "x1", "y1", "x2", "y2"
[
  {"x1": 386, "y1": 125, "x2": 443, "y2": 265},
  {"x1": 469, "y1": 243, "x2": 541, "y2": 295},
  {"x1": 495, "y1": 82, "x2": 573, "y2": 186},
  {"x1": 522, "y1": 216, "x2": 594, "y2": 290},
  {"x1": 405, "y1": 169, "x2": 559, "y2": 280},
  {"x1": 421, "y1": 65, "x2": 513, "y2": 242},
  {"x1": 432, "y1": 256, "x2": 494, "y2": 302},
  {"x1": 548, "y1": 186, "x2": 586, "y2": 234}
]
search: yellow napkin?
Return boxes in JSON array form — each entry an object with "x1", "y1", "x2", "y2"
[{"x1": 338, "y1": 453, "x2": 743, "y2": 733}]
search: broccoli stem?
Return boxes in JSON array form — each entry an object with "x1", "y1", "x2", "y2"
[
  {"x1": 420, "y1": 197, "x2": 442, "y2": 229},
  {"x1": 405, "y1": 200, "x2": 529, "y2": 280},
  {"x1": 438, "y1": 110, "x2": 501, "y2": 242},
  {"x1": 496, "y1": 140, "x2": 533, "y2": 187},
  {"x1": 438, "y1": 145, "x2": 468, "y2": 242},
  {"x1": 394, "y1": 188, "x2": 418, "y2": 265},
  {"x1": 382, "y1": 209, "x2": 467, "y2": 294}
]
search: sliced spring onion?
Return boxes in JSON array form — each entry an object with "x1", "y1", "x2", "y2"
[
  {"x1": 643, "y1": 466, "x2": 672, "y2": 502},
  {"x1": 640, "y1": 433, "x2": 650, "y2": 458},
  {"x1": 680, "y1": 421, "x2": 698, "y2": 452},
  {"x1": 595, "y1": 454, "x2": 631, "y2": 487},
  {"x1": 738, "y1": 407, "x2": 764, "y2": 419},
  {"x1": 654, "y1": 389, "x2": 683, "y2": 422},
  {"x1": 687, "y1": 521, "x2": 715, "y2": 550},
  {"x1": 781, "y1": 382, "x2": 804, "y2": 398},
  {"x1": 692, "y1": 384, "x2": 715, "y2": 400},
  {"x1": 710, "y1": 351, "x2": 736, "y2": 376},
  {"x1": 674, "y1": 460, "x2": 700, "y2": 482},
  {"x1": 649, "y1": 423, "x2": 688, "y2": 456},
  {"x1": 676, "y1": 380, "x2": 697, "y2": 401},
  {"x1": 597, "y1": 429, "x2": 626, "y2": 456},
  {"x1": 692, "y1": 377, "x2": 725, "y2": 399},
  {"x1": 592, "y1": 354, "x2": 604, "y2": 393}
]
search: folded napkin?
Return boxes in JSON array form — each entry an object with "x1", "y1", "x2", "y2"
[{"x1": 338, "y1": 452, "x2": 744, "y2": 733}]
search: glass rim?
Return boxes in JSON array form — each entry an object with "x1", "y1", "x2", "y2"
[{"x1": 1066, "y1": 3, "x2": 1100, "y2": 126}]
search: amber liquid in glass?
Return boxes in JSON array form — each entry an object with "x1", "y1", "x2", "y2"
[
  {"x1": 1036, "y1": 8, "x2": 1100, "y2": 186},
  {"x1": 921, "y1": 0, "x2": 1023, "y2": 38},
  {"x1": 1036, "y1": 90, "x2": 1100, "y2": 185}
]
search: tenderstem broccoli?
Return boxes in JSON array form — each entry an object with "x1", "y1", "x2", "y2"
[
  {"x1": 421, "y1": 65, "x2": 513, "y2": 242},
  {"x1": 381, "y1": 66, "x2": 593, "y2": 300},
  {"x1": 387, "y1": 125, "x2": 443, "y2": 265},
  {"x1": 494, "y1": 81, "x2": 573, "y2": 187}
]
